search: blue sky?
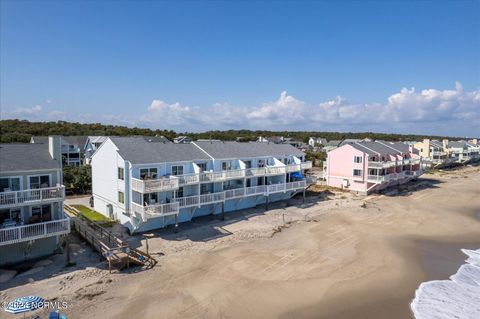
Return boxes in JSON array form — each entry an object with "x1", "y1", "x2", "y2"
[{"x1": 1, "y1": 0, "x2": 479, "y2": 136}]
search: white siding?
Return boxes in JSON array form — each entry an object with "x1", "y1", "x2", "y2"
[{"x1": 91, "y1": 139, "x2": 126, "y2": 218}]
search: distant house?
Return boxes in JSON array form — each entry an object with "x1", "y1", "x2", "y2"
[
  {"x1": 142, "y1": 136, "x2": 171, "y2": 143},
  {"x1": 31, "y1": 136, "x2": 88, "y2": 166},
  {"x1": 257, "y1": 136, "x2": 284, "y2": 144},
  {"x1": 447, "y1": 140, "x2": 480, "y2": 163},
  {"x1": 84, "y1": 136, "x2": 108, "y2": 165},
  {"x1": 413, "y1": 139, "x2": 456, "y2": 166},
  {"x1": 174, "y1": 136, "x2": 192, "y2": 144},
  {"x1": 339, "y1": 139, "x2": 362, "y2": 147},
  {"x1": 308, "y1": 137, "x2": 327, "y2": 147},
  {"x1": 322, "y1": 140, "x2": 342, "y2": 152}
]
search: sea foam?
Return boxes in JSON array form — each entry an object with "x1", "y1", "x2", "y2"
[{"x1": 411, "y1": 249, "x2": 480, "y2": 319}]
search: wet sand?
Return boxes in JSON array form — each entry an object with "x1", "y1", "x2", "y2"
[{"x1": 1, "y1": 167, "x2": 479, "y2": 319}]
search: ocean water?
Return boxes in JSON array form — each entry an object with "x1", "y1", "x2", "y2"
[{"x1": 411, "y1": 249, "x2": 480, "y2": 319}]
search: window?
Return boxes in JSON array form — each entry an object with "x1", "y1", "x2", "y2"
[
  {"x1": 354, "y1": 156, "x2": 363, "y2": 163},
  {"x1": 244, "y1": 160, "x2": 252, "y2": 169},
  {"x1": 246, "y1": 178, "x2": 251, "y2": 187},
  {"x1": 175, "y1": 187, "x2": 184, "y2": 198},
  {"x1": 257, "y1": 177, "x2": 264, "y2": 185},
  {"x1": 0, "y1": 177, "x2": 21, "y2": 192},
  {"x1": 30, "y1": 205, "x2": 51, "y2": 223},
  {"x1": 143, "y1": 193, "x2": 157, "y2": 205},
  {"x1": 0, "y1": 208, "x2": 21, "y2": 224},
  {"x1": 257, "y1": 159, "x2": 265, "y2": 168},
  {"x1": 140, "y1": 168, "x2": 157, "y2": 180},
  {"x1": 118, "y1": 167, "x2": 124, "y2": 180},
  {"x1": 197, "y1": 163, "x2": 207, "y2": 172},
  {"x1": 353, "y1": 169, "x2": 362, "y2": 177},
  {"x1": 222, "y1": 161, "x2": 232, "y2": 171},
  {"x1": 201, "y1": 183, "x2": 214, "y2": 194},
  {"x1": 171, "y1": 165, "x2": 184, "y2": 176},
  {"x1": 29, "y1": 175, "x2": 50, "y2": 189},
  {"x1": 118, "y1": 191, "x2": 125, "y2": 204}
]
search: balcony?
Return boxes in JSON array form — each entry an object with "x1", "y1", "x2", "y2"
[
  {"x1": 368, "y1": 161, "x2": 397, "y2": 169},
  {"x1": 0, "y1": 218, "x2": 70, "y2": 246},
  {"x1": 199, "y1": 169, "x2": 245, "y2": 182},
  {"x1": 285, "y1": 164, "x2": 301, "y2": 173},
  {"x1": 265, "y1": 166, "x2": 287, "y2": 176},
  {"x1": 432, "y1": 151, "x2": 446, "y2": 156},
  {"x1": 300, "y1": 161, "x2": 313, "y2": 170},
  {"x1": 132, "y1": 202, "x2": 179, "y2": 220},
  {"x1": 131, "y1": 177, "x2": 179, "y2": 193},
  {"x1": 0, "y1": 186, "x2": 65, "y2": 209},
  {"x1": 367, "y1": 174, "x2": 396, "y2": 183},
  {"x1": 177, "y1": 173, "x2": 200, "y2": 186},
  {"x1": 245, "y1": 167, "x2": 266, "y2": 177}
]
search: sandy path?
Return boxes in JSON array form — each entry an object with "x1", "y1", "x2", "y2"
[{"x1": 2, "y1": 167, "x2": 479, "y2": 319}]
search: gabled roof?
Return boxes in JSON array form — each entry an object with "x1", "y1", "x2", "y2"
[
  {"x1": 324, "y1": 140, "x2": 342, "y2": 147},
  {"x1": 348, "y1": 141, "x2": 404, "y2": 156},
  {"x1": 31, "y1": 136, "x2": 88, "y2": 147},
  {"x1": 88, "y1": 136, "x2": 108, "y2": 144},
  {"x1": 193, "y1": 141, "x2": 304, "y2": 159},
  {"x1": 109, "y1": 137, "x2": 210, "y2": 164},
  {"x1": 0, "y1": 143, "x2": 60, "y2": 172},
  {"x1": 448, "y1": 141, "x2": 468, "y2": 149},
  {"x1": 339, "y1": 139, "x2": 361, "y2": 146},
  {"x1": 142, "y1": 136, "x2": 171, "y2": 143}
]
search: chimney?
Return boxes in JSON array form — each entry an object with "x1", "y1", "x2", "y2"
[{"x1": 49, "y1": 136, "x2": 62, "y2": 165}]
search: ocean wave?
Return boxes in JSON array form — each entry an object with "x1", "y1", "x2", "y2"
[{"x1": 411, "y1": 249, "x2": 480, "y2": 319}]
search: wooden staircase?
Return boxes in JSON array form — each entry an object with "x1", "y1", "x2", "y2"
[{"x1": 64, "y1": 204, "x2": 157, "y2": 271}]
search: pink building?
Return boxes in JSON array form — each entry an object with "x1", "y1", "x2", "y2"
[{"x1": 325, "y1": 141, "x2": 423, "y2": 194}]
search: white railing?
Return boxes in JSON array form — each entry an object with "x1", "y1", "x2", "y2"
[
  {"x1": 132, "y1": 202, "x2": 179, "y2": 220},
  {"x1": 266, "y1": 166, "x2": 287, "y2": 175},
  {"x1": 0, "y1": 186, "x2": 65, "y2": 208},
  {"x1": 224, "y1": 188, "x2": 246, "y2": 199},
  {"x1": 177, "y1": 173, "x2": 200, "y2": 186},
  {"x1": 200, "y1": 192, "x2": 225, "y2": 204},
  {"x1": 286, "y1": 164, "x2": 301, "y2": 173},
  {"x1": 245, "y1": 185, "x2": 266, "y2": 196},
  {"x1": 267, "y1": 183, "x2": 286, "y2": 194},
  {"x1": 300, "y1": 161, "x2": 313, "y2": 170},
  {"x1": 0, "y1": 218, "x2": 70, "y2": 246},
  {"x1": 368, "y1": 161, "x2": 397, "y2": 169},
  {"x1": 432, "y1": 151, "x2": 446, "y2": 156},
  {"x1": 246, "y1": 167, "x2": 266, "y2": 177},
  {"x1": 175, "y1": 195, "x2": 200, "y2": 208},
  {"x1": 131, "y1": 177, "x2": 179, "y2": 193},
  {"x1": 286, "y1": 180, "x2": 307, "y2": 190}
]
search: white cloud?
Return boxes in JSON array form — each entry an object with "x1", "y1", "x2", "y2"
[
  {"x1": 1, "y1": 83, "x2": 478, "y2": 136},
  {"x1": 139, "y1": 83, "x2": 479, "y2": 134}
]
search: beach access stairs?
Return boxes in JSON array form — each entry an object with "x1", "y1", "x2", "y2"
[{"x1": 64, "y1": 204, "x2": 157, "y2": 271}]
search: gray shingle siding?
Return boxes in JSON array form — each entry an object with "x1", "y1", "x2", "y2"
[
  {"x1": 0, "y1": 143, "x2": 60, "y2": 172},
  {"x1": 193, "y1": 141, "x2": 304, "y2": 159},
  {"x1": 110, "y1": 137, "x2": 211, "y2": 164}
]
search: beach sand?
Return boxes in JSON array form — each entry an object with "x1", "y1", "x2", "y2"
[{"x1": 1, "y1": 166, "x2": 479, "y2": 319}]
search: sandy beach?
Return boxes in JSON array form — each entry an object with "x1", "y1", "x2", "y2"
[{"x1": 1, "y1": 166, "x2": 479, "y2": 319}]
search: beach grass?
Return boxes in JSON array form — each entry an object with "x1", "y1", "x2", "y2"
[{"x1": 72, "y1": 204, "x2": 112, "y2": 223}]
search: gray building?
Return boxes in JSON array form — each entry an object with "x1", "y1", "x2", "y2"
[{"x1": 0, "y1": 137, "x2": 70, "y2": 266}]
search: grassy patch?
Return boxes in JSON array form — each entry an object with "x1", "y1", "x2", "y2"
[{"x1": 72, "y1": 205, "x2": 112, "y2": 223}]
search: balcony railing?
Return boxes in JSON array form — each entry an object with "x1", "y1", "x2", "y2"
[
  {"x1": 131, "y1": 177, "x2": 179, "y2": 193},
  {"x1": 245, "y1": 167, "x2": 266, "y2": 177},
  {"x1": 300, "y1": 161, "x2": 313, "y2": 170},
  {"x1": 0, "y1": 186, "x2": 65, "y2": 209},
  {"x1": 368, "y1": 161, "x2": 397, "y2": 169},
  {"x1": 173, "y1": 181, "x2": 307, "y2": 208},
  {"x1": 265, "y1": 166, "x2": 286, "y2": 175},
  {"x1": 177, "y1": 173, "x2": 200, "y2": 186},
  {"x1": 0, "y1": 218, "x2": 70, "y2": 246},
  {"x1": 132, "y1": 202, "x2": 179, "y2": 220},
  {"x1": 285, "y1": 164, "x2": 301, "y2": 173}
]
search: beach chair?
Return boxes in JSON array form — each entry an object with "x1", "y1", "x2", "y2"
[{"x1": 49, "y1": 310, "x2": 60, "y2": 319}]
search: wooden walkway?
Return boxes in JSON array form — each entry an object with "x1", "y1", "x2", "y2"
[{"x1": 64, "y1": 204, "x2": 157, "y2": 271}]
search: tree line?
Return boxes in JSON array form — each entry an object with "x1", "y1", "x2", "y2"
[{"x1": 0, "y1": 119, "x2": 462, "y2": 144}]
